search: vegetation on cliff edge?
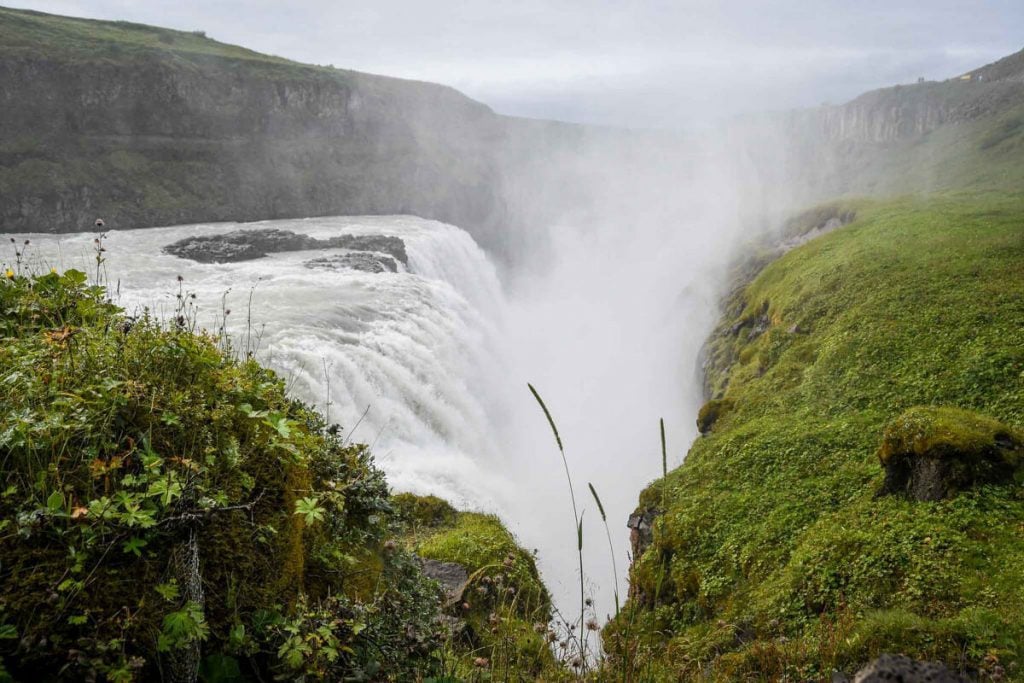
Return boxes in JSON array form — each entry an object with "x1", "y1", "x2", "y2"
[{"x1": 607, "y1": 195, "x2": 1024, "y2": 681}]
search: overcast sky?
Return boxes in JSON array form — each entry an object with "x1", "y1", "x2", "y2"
[{"x1": 8, "y1": 1, "x2": 1024, "y2": 128}]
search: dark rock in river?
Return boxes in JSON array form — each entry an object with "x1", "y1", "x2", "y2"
[
  {"x1": 163, "y1": 229, "x2": 318, "y2": 262},
  {"x1": 163, "y1": 229, "x2": 408, "y2": 266},
  {"x1": 304, "y1": 252, "x2": 399, "y2": 273}
]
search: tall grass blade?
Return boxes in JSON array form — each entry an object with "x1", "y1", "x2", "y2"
[
  {"x1": 529, "y1": 382, "x2": 563, "y2": 452},
  {"x1": 528, "y1": 382, "x2": 586, "y2": 672},
  {"x1": 589, "y1": 482, "x2": 620, "y2": 617},
  {"x1": 660, "y1": 417, "x2": 667, "y2": 478}
]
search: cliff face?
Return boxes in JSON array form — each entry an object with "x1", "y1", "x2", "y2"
[
  {"x1": 789, "y1": 49, "x2": 1024, "y2": 145},
  {"x1": 0, "y1": 8, "x2": 554, "y2": 255}
]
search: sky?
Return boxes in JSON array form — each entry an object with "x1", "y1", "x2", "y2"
[{"x1": 8, "y1": 0, "x2": 1024, "y2": 128}]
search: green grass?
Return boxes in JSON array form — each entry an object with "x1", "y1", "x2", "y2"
[
  {"x1": 607, "y1": 194, "x2": 1024, "y2": 681},
  {"x1": 0, "y1": 6, "x2": 317, "y2": 76}
]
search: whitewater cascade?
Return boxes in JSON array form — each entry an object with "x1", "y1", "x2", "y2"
[{"x1": 12, "y1": 207, "x2": 733, "y2": 627}]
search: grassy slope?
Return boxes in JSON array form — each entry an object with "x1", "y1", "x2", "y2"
[
  {"x1": 0, "y1": 6, "x2": 323, "y2": 76},
  {"x1": 609, "y1": 195, "x2": 1024, "y2": 681}
]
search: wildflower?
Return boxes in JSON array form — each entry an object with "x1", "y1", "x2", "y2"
[
  {"x1": 487, "y1": 612, "x2": 500, "y2": 625},
  {"x1": 472, "y1": 657, "x2": 489, "y2": 668},
  {"x1": 177, "y1": 274, "x2": 184, "y2": 282},
  {"x1": 572, "y1": 657, "x2": 582, "y2": 669},
  {"x1": 585, "y1": 597, "x2": 593, "y2": 607},
  {"x1": 475, "y1": 585, "x2": 488, "y2": 595},
  {"x1": 95, "y1": 218, "x2": 105, "y2": 227},
  {"x1": 4, "y1": 269, "x2": 13, "y2": 279},
  {"x1": 586, "y1": 619, "x2": 599, "y2": 632},
  {"x1": 533, "y1": 622, "x2": 546, "y2": 633},
  {"x1": 50, "y1": 267, "x2": 57, "y2": 274},
  {"x1": 383, "y1": 539, "x2": 397, "y2": 552},
  {"x1": 461, "y1": 602, "x2": 470, "y2": 611}
]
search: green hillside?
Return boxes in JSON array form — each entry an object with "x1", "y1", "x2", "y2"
[
  {"x1": 607, "y1": 195, "x2": 1024, "y2": 680},
  {"x1": 0, "y1": 6, "x2": 324, "y2": 76}
]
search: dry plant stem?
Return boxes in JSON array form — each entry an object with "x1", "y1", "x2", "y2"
[
  {"x1": 528, "y1": 382, "x2": 587, "y2": 673},
  {"x1": 588, "y1": 482, "x2": 620, "y2": 617}
]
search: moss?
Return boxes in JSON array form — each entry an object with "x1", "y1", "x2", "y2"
[
  {"x1": 391, "y1": 492, "x2": 458, "y2": 529},
  {"x1": 696, "y1": 398, "x2": 734, "y2": 435},
  {"x1": 878, "y1": 406, "x2": 1022, "y2": 465},
  {"x1": 608, "y1": 195, "x2": 1024, "y2": 680}
]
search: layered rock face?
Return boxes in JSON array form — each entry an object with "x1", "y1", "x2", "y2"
[
  {"x1": 0, "y1": 8, "x2": 525, "y2": 254},
  {"x1": 0, "y1": 54, "x2": 508, "y2": 245}
]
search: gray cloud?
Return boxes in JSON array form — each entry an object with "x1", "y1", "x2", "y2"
[{"x1": 9, "y1": 0, "x2": 1023, "y2": 127}]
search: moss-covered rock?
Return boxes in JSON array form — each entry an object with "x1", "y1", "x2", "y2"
[
  {"x1": 392, "y1": 492, "x2": 459, "y2": 528},
  {"x1": 878, "y1": 406, "x2": 1024, "y2": 500},
  {"x1": 696, "y1": 398, "x2": 735, "y2": 435}
]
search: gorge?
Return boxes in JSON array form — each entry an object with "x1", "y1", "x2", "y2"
[{"x1": 1, "y1": 5, "x2": 1024, "y2": 682}]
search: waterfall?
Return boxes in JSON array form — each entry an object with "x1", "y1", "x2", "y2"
[{"x1": 13, "y1": 203, "x2": 738, "y2": 628}]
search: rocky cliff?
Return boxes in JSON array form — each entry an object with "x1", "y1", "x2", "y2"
[{"x1": 0, "y1": 7, "x2": 583, "y2": 255}]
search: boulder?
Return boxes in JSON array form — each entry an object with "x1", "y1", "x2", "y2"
[
  {"x1": 418, "y1": 557, "x2": 469, "y2": 604},
  {"x1": 877, "y1": 406, "x2": 1023, "y2": 501}
]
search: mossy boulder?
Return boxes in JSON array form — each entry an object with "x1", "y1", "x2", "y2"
[
  {"x1": 392, "y1": 492, "x2": 458, "y2": 528},
  {"x1": 697, "y1": 398, "x2": 734, "y2": 435},
  {"x1": 878, "y1": 406, "x2": 1024, "y2": 501}
]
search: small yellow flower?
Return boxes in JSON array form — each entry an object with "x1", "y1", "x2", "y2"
[
  {"x1": 50, "y1": 267, "x2": 58, "y2": 274},
  {"x1": 4, "y1": 269, "x2": 13, "y2": 279}
]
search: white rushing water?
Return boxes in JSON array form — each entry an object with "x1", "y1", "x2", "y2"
[{"x1": 7, "y1": 206, "x2": 736, "y2": 631}]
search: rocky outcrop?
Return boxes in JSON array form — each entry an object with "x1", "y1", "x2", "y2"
[
  {"x1": 162, "y1": 229, "x2": 408, "y2": 265},
  {"x1": 626, "y1": 508, "x2": 660, "y2": 560},
  {"x1": 418, "y1": 558, "x2": 469, "y2": 605},
  {"x1": 836, "y1": 654, "x2": 970, "y2": 683},
  {"x1": 877, "y1": 406, "x2": 1023, "y2": 501}
]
